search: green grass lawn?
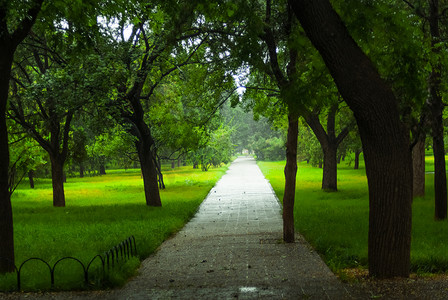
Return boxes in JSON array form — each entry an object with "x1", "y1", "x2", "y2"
[
  {"x1": 1, "y1": 165, "x2": 227, "y2": 292},
  {"x1": 258, "y1": 156, "x2": 448, "y2": 276}
]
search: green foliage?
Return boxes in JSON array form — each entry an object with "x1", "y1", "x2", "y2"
[
  {"x1": 252, "y1": 136, "x2": 285, "y2": 161},
  {"x1": 8, "y1": 128, "x2": 47, "y2": 192},
  {"x1": 86, "y1": 126, "x2": 136, "y2": 173},
  {"x1": 187, "y1": 125, "x2": 234, "y2": 171},
  {"x1": 297, "y1": 124, "x2": 322, "y2": 166},
  {"x1": 259, "y1": 158, "x2": 448, "y2": 274},
  {"x1": 333, "y1": 0, "x2": 428, "y2": 114},
  {"x1": 0, "y1": 164, "x2": 227, "y2": 291}
]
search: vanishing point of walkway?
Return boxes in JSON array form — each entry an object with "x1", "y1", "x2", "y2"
[{"x1": 115, "y1": 156, "x2": 351, "y2": 299}]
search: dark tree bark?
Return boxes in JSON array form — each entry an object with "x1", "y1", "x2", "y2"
[
  {"x1": 156, "y1": 156, "x2": 165, "y2": 190},
  {"x1": 41, "y1": 111, "x2": 73, "y2": 207},
  {"x1": 304, "y1": 104, "x2": 349, "y2": 191},
  {"x1": 99, "y1": 164, "x2": 106, "y2": 175},
  {"x1": 283, "y1": 113, "x2": 298, "y2": 243},
  {"x1": 354, "y1": 148, "x2": 362, "y2": 170},
  {"x1": 126, "y1": 98, "x2": 161, "y2": 206},
  {"x1": 79, "y1": 164, "x2": 84, "y2": 178},
  {"x1": 50, "y1": 155, "x2": 65, "y2": 207},
  {"x1": 28, "y1": 169, "x2": 35, "y2": 188},
  {"x1": 262, "y1": 0, "x2": 301, "y2": 242},
  {"x1": 412, "y1": 138, "x2": 425, "y2": 198},
  {"x1": 428, "y1": 0, "x2": 447, "y2": 220},
  {"x1": 132, "y1": 117, "x2": 161, "y2": 207},
  {"x1": 0, "y1": 0, "x2": 43, "y2": 273},
  {"x1": 137, "y1": 145, "x2": 161, "y2": 207},
  {"x1": 289, "y1": 0, "x2": 413, "y2": 278}
]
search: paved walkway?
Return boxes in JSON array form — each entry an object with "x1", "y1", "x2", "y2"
[
  {"x1": 115, "y1": 156, "x2": 351, "y2": 299},
  {"x1": 2, "y1": 156, "x2": 354, "y2": 299}
]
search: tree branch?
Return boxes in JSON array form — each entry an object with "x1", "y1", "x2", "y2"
[{"x1": 11, "y1": 0, "x2": 44, "y2": 48}]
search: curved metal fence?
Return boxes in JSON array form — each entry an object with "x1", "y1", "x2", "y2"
[{"x1": 0, "y1": 235, "x2": 137, "y2": 291}]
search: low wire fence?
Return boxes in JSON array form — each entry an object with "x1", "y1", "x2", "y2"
[{"x1": 1, "y1": 235, "x2": 137, "y2": 291}]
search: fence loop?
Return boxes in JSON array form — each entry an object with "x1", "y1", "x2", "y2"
[{"x1": 1, "y1": 236, "x2": 136, "y2": 292}]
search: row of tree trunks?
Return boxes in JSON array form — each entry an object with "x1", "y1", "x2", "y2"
[{"x1": 289, "y1": 0, "x2": 413, "y2": 278}]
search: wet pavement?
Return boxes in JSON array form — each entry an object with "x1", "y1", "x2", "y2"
[{"x1": 114, "y1": 156, "x2": 352, "y2": 299}]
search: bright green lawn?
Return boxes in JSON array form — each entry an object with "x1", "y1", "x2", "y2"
[
  {"x1": 258, "y1": 156, "x2": 448, "y2": 275},
  {"x1": 1, "y1": 165, "x2": 227, "y2": 291}
]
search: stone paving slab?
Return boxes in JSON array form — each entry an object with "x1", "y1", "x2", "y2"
[{"x1": 114, "y1": 156, "x2": 352, "y2": 299}]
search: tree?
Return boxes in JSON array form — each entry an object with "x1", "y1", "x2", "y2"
[
  {"x1": 9, "y1": 33, "x2": 111, "y2": 207},
  {"x1": 428, "y1": 0, "x2": 447, "y2": 219},
  {"x1": 100, "y1": 2, "x2": 206, "y2": 206},
  {"x1": 289, "y1": 0, "x2": 413, "y2": 278},
  {"x1": 100, "y1": 1, "x2": 241, "y2": 206},
  {"x1": 303, "y1": 101, "x2": 351, "y2": 191},
  {"x1": 260, "y1": 0, "x2": 302, "y2": 242},
  {"x1": 0, "y1": 0, "x2": 43, "y2": 274}
]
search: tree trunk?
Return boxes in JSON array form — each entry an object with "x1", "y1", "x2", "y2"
[
  {"x1": 428, "y1": 0, "x2": 447, "y2": 220},
  {"x1": 79, "y1": 164, "x2": 84, "y2": 178},
  {"x1": 0, "y1": 50, "x2": 15, "y2": 273},
  {"x1": 433, "y1": 133, "x2": 446, "y2": 219},
  {"x1": 50, "y1": 155, "x2": 66, "y2": 207},
  {"x1": 155, "y1": 156, "x2": 165, "y2": 190},
  {"x1": 289, "y1": 0, "x2": 413, "y2": 278},
  {"x1": 283, "y1": 113, "x2": 298, "y2": 243},
  {"x1": 136, "y1": 138, "x2": 161, "y2": 207},
  {"x1": 99, "y1": 163, "x2": 106, "y2": 175},
  {"x1": 412, "y1": 138, "x2": 425, "y2": 198},
  {"x1": 354, "y1": 149, "x2": 362, "y2": 170},
  {"x1": 304, "y1": 104, "x2": 349, "y2": 192},
  {"x1": 0, "y1": 104, "x2": 14, "y2": 273},
  {"x1": 0, "y1": 0, "x2": 43, "y2": 273},
  {"x1": 322, "y1": 143, "x2": 337, "y2": 191},
  {"x1": 337, "y1": 153, "x2": 342, "y2": 164},
  {"x1": 28, "y1": 169, "x2": 35, "y2": 188}
]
